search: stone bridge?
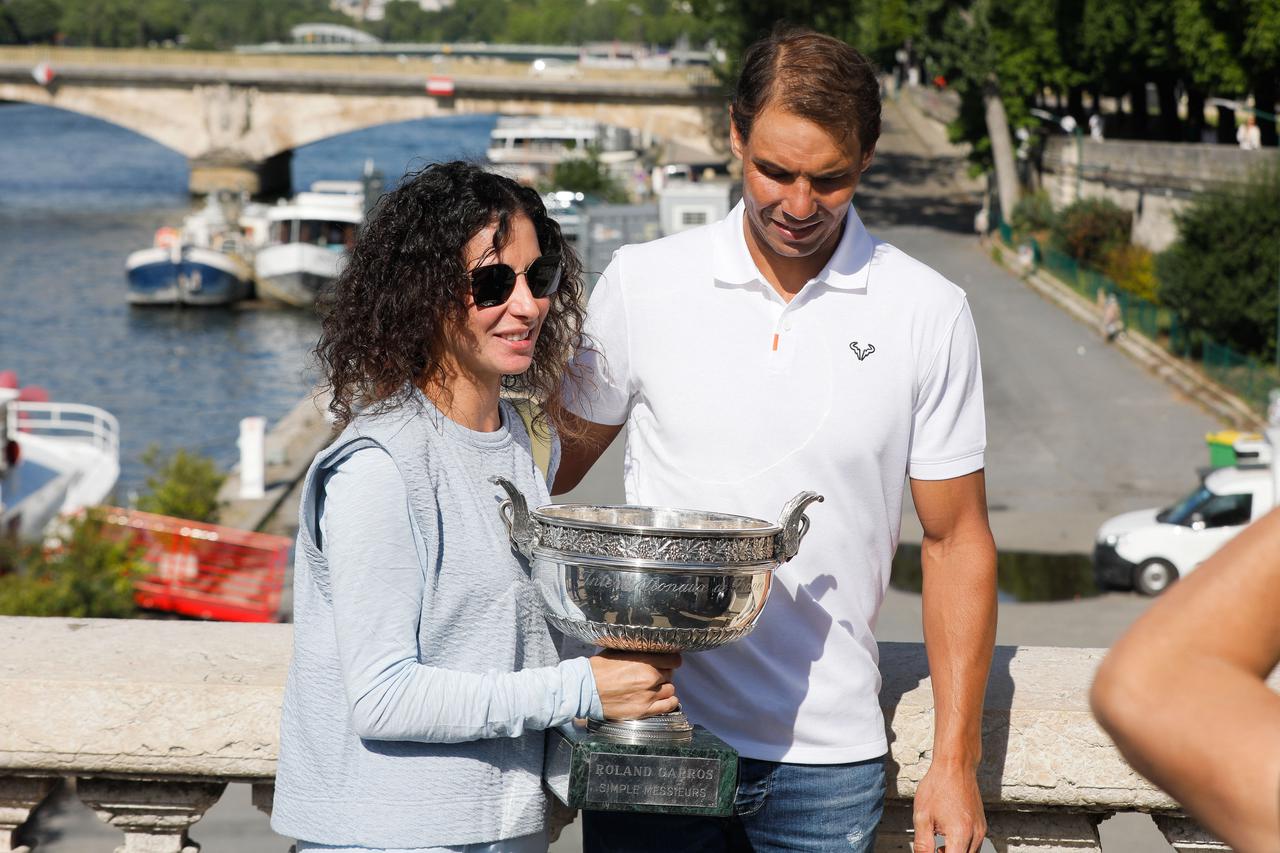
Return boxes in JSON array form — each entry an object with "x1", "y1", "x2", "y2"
[{"x1": 0, "y1": 48, "x2": 725, "y2": 195}]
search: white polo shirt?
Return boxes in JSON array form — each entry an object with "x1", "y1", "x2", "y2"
[{"x1": 565, "y1": 202, "x2": 986, "y2": 763}]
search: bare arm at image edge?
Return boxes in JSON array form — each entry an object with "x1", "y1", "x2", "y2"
[{"x1": 1091, "y1": 507, "x2": 1280, "y2": 852}]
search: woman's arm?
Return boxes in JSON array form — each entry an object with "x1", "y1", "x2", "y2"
[
  {"x1": 1091, "y1": 507, "x2": 1280, "y2": 852},
  {"x1": 322, "y1": 447, "x2": 598, "y2": 743}
]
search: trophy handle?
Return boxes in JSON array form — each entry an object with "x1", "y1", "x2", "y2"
[
  {"x1": 490, "y1": 475, "x2": 536, "y2": 560},
  {"x1": 776, "y1": 491, "x2": 824, "y2": 562}
]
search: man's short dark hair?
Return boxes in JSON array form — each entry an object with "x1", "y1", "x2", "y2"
[{"x1": 731, "y1": 27, "x2": 881, "y2": 153}]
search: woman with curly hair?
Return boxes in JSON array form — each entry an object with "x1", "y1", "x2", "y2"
[{"x1": 271, "y1": 161, "x2": 680, "y2": 852}]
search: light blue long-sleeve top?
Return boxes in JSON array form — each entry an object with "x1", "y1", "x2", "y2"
[{"x1": 272, "y1": 395, "x2": 601, "y2": 850}]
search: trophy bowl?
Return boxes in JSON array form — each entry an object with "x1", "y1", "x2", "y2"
[
  {"x1": 490, "y1": 478, "x2": 823, "y2": 654},
  {"x1": 491, "y1": 478, "x2": 822, "y2": 748}
]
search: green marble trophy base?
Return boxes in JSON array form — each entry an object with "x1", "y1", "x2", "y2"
[{"x1": 544, "y1": 721, "x2": 738, "y2": 816}]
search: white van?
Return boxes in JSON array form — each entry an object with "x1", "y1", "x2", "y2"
[{"x1": 1093, "y1": 463, "x2": 1275, "y2": 595}]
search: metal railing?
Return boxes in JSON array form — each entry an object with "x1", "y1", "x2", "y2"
[
  {"x1": 997, "y1": 224, "x2": 1279, "y2": 414},
  {"x1": 9, "y1": 401, "x2": 121, "y2": 458}
]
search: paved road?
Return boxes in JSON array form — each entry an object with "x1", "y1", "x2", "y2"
[{"x1": 31, "y1": 96, "x2": 1218, "y2": 852}]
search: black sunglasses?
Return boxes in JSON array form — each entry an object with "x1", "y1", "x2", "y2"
[{"x1": 470, "y1": 254, "x2": 563, "y2": 308}]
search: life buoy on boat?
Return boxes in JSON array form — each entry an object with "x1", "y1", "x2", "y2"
[{"x1": 154, "y1": 227, "x2": 180, "y2": 249}]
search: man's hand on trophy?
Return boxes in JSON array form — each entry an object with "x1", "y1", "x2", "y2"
[{"x1": 589, "y1": 651, "x2": 683, "y2": 719}]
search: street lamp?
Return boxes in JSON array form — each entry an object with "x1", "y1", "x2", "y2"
[
  {"x1": 1209, "y1": 97, "x2": 1280, "y2": 371},
  {"x1": 1030, "y1": 108, "x2": 1083, "y2": 200}
]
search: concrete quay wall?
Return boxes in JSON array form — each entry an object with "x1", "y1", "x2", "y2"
[{"x1": 1041, "y1": 137, "x2": 1275, "y2": 251}]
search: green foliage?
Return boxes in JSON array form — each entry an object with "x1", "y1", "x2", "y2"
[
  {"x1": 1009, "y1": 189, "x2": 1056, "y2": 236},
  {"x1": 0, "y1": 512, "x2": 142, "y2": 618},
  {"x1": 1157, "y1": 166, "x2": 1280, "y2": 360},
  {"x1": 368, "y1": 0, "x2": 710, "y2": 46},
  {"x1": 25, "y1": 0, "x2": 710, "y2": 49},
  {"x1": 1101, "y1": 243, "x2": 1158, "y2": 303},
  {"x1": 1050, "y1": 197, "x2": 1131, "y2": 268},
  {"x1": 135, "y1": 444, "x2": 225, "y2": 523},
  {"x1": 540, "y1": 151, "x2": 630, "y2": 203},
  {"x1": 1, "y1": 0, "x2": 62, "y2": 43},
  {"x1": 183, "y1": 0, "x2": 347, "y2": 50}
]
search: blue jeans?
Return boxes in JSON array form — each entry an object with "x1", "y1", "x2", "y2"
[{"x1": 582, "y1": 756, "x2": 886, "y2": 852}]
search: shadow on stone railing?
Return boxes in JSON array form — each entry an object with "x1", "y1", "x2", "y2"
[{"x1": 0, "y1": 618, "x2": 1227, "y2": 852}]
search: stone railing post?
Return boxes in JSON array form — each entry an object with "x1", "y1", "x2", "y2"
[
  {"x1": 0, "y1": 776, "x2": 56, "y2": 853},
  {"x1": 986, "y1": 810, "x2": 1104, "y2": 852},
  {"x1": 76, "y1": 778, "x2": 225, "y2": 853},
  {"x1": 250, "y1": 782, "x2": 274, "y2": 818},
  {"x1": 1152, "y1": 815, "x2": 1231, "y2": 851},
  {"x1": 873, "y1": 802, "x2": 912, "y2": 851},
  {"x1": 873, "y1": 804, "x2": 1105, "y2": 852}
]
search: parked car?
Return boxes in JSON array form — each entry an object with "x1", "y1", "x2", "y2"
[{"x1": 1093, "y1": 463, "x2": 1275, "y2": 595}]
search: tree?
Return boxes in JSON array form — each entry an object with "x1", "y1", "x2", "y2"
[
  {"x1": 1, "y1": 0, "x2": 63, "y2": 44},
  {"x1": 1157, "y1": 166, "x2": 1280, "y2": 360},
  {"x1": 0, "y1": 512, "x2": 142, "y2": 618},
  {"x1": 1173, "y1": 0, "x2": 1249, "y2": 144},
  {"x1": 58, "y1": 0, "x2": 146, "y2": 47},
  {"x1": 541, "y1": 150, "x2": 630, "y2": 203},
  {"x1": 135, "y1": 444, "x2": 226, "y2": 523}
]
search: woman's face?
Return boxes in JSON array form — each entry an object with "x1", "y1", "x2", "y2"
[{"x1": 445, "y1": 213, "x2": 552, "y2": 389}]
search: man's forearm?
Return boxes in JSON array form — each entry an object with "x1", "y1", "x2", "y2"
[{"x1": 920, "y1": 526, "x2": 997, "y2": 766}]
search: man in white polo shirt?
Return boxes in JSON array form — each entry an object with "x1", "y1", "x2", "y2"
[{"x1": 556, "y1": 27, "x2": 996, "y2": 853}]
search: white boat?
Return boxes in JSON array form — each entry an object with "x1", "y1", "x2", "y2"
[
  {"x1": 486, "y1": 116, "x2": 641, "y2": 185},
  {"x1": 125, "y1": 195, "x2": 256, "y2": 307},
  {"x1": 0, "y1": 386, "x2": 120, "y2": 540},
  {"x1": 254, "y1": 180, "x2": 364, "y2": 309}
]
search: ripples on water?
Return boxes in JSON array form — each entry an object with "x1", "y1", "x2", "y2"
[{"x1": 0, "y1": 104, "x2": 497, "y2": 494}]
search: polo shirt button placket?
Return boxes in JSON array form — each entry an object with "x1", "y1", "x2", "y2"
[{"x1": 770, "y1": 310, "x2": 799, "y2": 373}]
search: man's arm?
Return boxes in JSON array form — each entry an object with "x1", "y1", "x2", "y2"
[
  {"x1": 909, "y1": 469, "x2": 997, "y2": 853},
  {"x1": 551, "y1": 410, "x2": 623, "y2": 495},
  {"x1": 1091, "y1": 507, "x2": 1280, "y2": 851}
]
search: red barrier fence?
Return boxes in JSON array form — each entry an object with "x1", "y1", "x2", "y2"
[{"x1": 99, "y1": 507, "x2": 290, "y2": 622}]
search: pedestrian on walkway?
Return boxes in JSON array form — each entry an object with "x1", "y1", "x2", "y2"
[
  {"x1": 1101, "y1": 292, "x2": 1123, "y2": 341},
  {"x1": 1089, "y1": 113, "x2": 1104, "y2": 142},
  {"x1": 1238, "y1": 114, "x2": 1262, "y2": 150},
  {"x1": 556, "y1": 26, "x2": 997, "y2": 853},
  {"x1": 270, "y1": 161, "x2": 681, "y2": 853}
]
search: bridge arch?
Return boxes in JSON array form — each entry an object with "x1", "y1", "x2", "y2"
[{"x1": 0, "y1": 60, "x2": 721, "y2": 195}]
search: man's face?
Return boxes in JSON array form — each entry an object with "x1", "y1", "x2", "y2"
[{"x1": 731, "y1": 104, "x2": 874, "y2": 264}]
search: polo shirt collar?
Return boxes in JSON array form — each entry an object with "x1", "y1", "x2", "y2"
[{"x1": 712, "y1": 201, "x2": 875, "y2": 292}]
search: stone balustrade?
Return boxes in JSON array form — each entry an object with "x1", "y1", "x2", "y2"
[{"x1": 0, "y1": 617, "x2": 1227, "y2": 852}]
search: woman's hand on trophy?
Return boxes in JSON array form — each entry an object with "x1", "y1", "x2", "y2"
[{"x1": 589, "y1": 651, "x2": 683, "y2": 720}]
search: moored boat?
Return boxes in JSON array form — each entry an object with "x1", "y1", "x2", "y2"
[
  {"x1": 254, "y1": 180, "x2": 364, "y2": 309},
  {"x1": 0, "y1": 376, "x2": 120, "y2": 540},
  {"x1": 124, "y1": 195, "x2": 255, "y2": 307},
  {"x1": 486, "y1": 115, "x2": 641, "y2": 185}
]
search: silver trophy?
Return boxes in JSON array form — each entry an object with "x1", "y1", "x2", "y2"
[{"x1": 491, "y1": 477, "x2": 822, "y2": 814}]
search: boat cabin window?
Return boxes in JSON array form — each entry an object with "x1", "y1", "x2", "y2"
[{"x1": 275, "y1": 220, "x2": 358, "y2": 249}]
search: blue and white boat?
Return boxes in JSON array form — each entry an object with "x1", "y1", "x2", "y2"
[{"x1": 125, "y1": 196, "x2": 255, "y2": 307}]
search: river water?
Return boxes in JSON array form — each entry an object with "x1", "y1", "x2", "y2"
[{"x1": 0, "y1": 104, "x2": 496, "y2": 495}]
